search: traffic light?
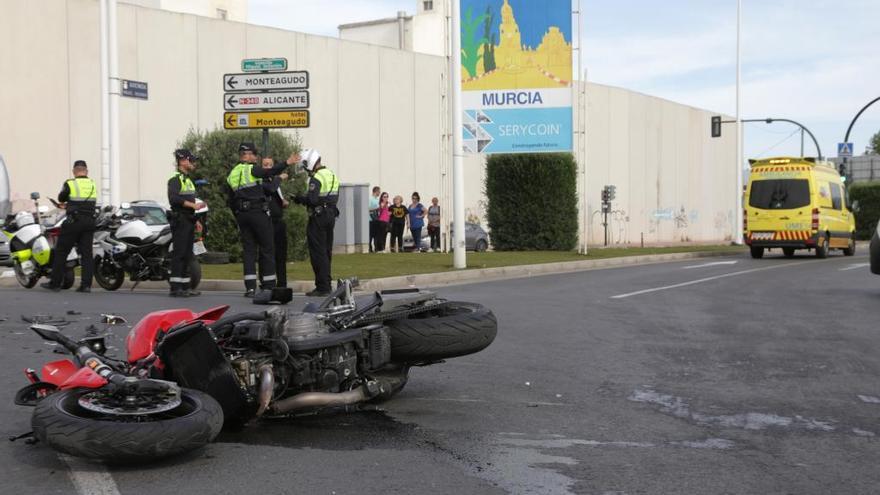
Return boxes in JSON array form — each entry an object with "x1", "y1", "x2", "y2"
[
  {"x1": 838, "y1": 162, "x2": 847, "y2": 182},
  {"x1": 601, "y1": 187, "x2": 609, "y2": 203},
  {"x1": 608, "y1": 185, "x2": 616, "y2": 201},
  {"x1": 711, "y1": 116, "x2": 722, "y2": 138}
]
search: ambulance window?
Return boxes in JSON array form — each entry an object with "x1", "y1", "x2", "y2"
[
  {"x1": 829, "y1": 183, "x2": 842, "y2": 210},
  {"x1": 748, "y1": 179, "x2": 810, "y2": 209}
]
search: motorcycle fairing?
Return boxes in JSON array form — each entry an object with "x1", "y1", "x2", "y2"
[
  {"x1": 126, "y1": 306, "x2": 230, "y2": 362},
  {"x1": 41, "y1": 360, "x2": 79, "y2": 386},
  {"x1": 59, "y1": 367, "x2": 108, "y2": 390}
]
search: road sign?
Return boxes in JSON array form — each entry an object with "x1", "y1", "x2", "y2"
[
  {"x1": 121, "y1": 79, "x2": 148, "y2": 100},
  {"x1": 223, "y1": 71, "x2": 308, "y2": 93},
  {"x1": 838, "y1": 142, "x2": 854, "y2": 157},
  {"x1": 224, "y1": 91, "x2": 309, "y2": 111},
  {"x1": 224, "y1": 111, "x2": 310, "y2": 130},
  {"x1": 241, "y1": 58, "x2": 287, "y2": 72}
]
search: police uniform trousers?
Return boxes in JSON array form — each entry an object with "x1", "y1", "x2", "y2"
[
  {"x1": 169, "y1": 213, "x2": 195, "y2": 291},
  {"x1": 50, "y1": 214, "x2": 95, "y2": 288},
  {"x1": 237, "y1": 208, "x2": 276, "y2": 291},
  {"x1": 307, "y1": 208, "x2": 335, "y2": 292},
  {"x1": 273, "y1": 216, "x2": 288, "y2": 288}
]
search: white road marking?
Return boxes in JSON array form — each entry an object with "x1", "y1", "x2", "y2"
[
  {"x1": 60, "y1": 455, "x2": 121, "y2": 495},
  {"x1": 611, "y1": 261, "x2": 812, "y2": 299},
  {"x1": 1, "y1": 270, "x2": 14, "y2": 278},
  {"x1": 839, "y1": 263, "x2": 870, "y2": 271},
  {"x1": 682, "y1": 260, "x2": 739, "y2": 269}
]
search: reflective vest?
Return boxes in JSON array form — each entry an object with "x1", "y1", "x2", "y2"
[
  {"x1": 227, "y1": 162, "x2": 262, "y2": 194},
  {"x1": 65, "y1": 177, "x2": 97, "y2": 213},
  {"x1": 171, "y1": 172, "x2": 196, "y2": 197},
  {"x1": 314, "y1": 168, "x2": 339, "y2": 200}
]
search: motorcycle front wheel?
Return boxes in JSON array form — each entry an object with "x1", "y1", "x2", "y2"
[
  {"x1": 32, "y1": 388, "x2": 223, "y2": 462},
  {"x1": 13, "y1": 260, "x2": 38, "y2": 289},
  {"x1": 94, "y1": 256, "x2": 125, "y2": 291}
]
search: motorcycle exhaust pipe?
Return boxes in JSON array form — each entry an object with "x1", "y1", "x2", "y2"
[
  {"x1": 268, "y1": 386, "x2": 366, "y2": 415},
  {"x1": 256, "y1": 365, "x2": 274, "y2": 417}
]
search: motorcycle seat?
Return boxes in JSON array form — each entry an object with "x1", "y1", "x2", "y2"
[{"x1": 118, "y1": 226, "x2": 170, "y2": 246}]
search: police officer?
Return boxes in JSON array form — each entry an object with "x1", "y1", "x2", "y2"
[
  {"x1": 261, "y1": 157, "x2": 290, "y2": 288},
  {"x1": 41, "y1": 160, "x2": 97, "y2": 292},
  {"x1": 167, "y1": 149, "x2": 203, "y2": 298},
  {"x1": 292, "y1": 149, "x2": 339, "y2": 297},
  {"x1": 226, "y1": 143, "x2": 296, "y2": 297}
]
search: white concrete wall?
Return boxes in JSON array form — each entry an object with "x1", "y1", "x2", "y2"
[
  {"x1": 0, "y1": 0, "x2": 736, "y2": 246},
  {"x1": 339, "y1": 19, "x2": 411, "y2": 51}
]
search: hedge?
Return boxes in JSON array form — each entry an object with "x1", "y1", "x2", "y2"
[
  {"x1": 176, "y1": 128, "x2": 307, "y2": 262},
  {"x1": 485, "y1": 153, "x2": 578, "y2": 250},
  {"x1": 850, "y1": 181, "x2": 880, "y2": 240}
]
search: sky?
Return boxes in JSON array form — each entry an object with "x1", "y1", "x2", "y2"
[{"x1": 249, "y1": 0, "x2": 880, "y2": 163}]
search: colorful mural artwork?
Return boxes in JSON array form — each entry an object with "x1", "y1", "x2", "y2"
[{"x1": 460, "y1": 0, "x2": 573, "y2": 154}]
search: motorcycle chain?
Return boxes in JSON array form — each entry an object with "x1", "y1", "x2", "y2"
[{"x1": 350, "y1": 300, "x2": 449, "y2": 326}]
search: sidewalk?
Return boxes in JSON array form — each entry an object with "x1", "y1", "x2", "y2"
[{"x1": 0, "y1": 248, "x2": 743, "y2": 292}]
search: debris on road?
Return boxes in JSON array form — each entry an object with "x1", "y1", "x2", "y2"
[{"x1": 100, "y1": 314, "x2": 127, "y2": 325}]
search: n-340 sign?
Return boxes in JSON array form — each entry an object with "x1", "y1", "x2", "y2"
[{"x1": 224, "y1": 91, "x2": 310, "y2": 111}]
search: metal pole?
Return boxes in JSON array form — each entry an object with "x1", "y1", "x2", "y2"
[
  {"x1": 451, "y1": 0, "x2": 466, "y2": 269},
  {"x1": 734, "y1": 0, "x2": 743, "y2": 245},
  {"x1": 262, "y1": 129, "x2": 270, "y2": 158},
  {"x1": 109, "y1": 0, "x2": 120, "y2": 206},
  {"x1": 99, "y1": 0, "x2": 110, "y2": 204},
  {"x1": 582, "y1": 67, "x2": 588, "y2": 254},
  {"x1": 577, "y1": 0, "x2": 587, "y2": 255}
]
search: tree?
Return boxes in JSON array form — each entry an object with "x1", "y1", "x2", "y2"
[
  {"x1": 868, "y1": 129, "x2": 880, "y2": 155},
  {"x1": 176, "y1": 128, "x2": 307, "y2": 262}
]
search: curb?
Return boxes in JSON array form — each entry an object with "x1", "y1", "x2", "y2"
[{"x1": 0, "y1": 249, "x2": 743, "y2": 292}]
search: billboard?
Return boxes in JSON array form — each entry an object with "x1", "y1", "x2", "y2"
[{"x1": 460, "y1": 0, "x2": 573, "y2": 154}]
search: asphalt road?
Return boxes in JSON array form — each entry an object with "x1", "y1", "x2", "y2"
[{"x1": 1, "y1": 249, "x2": 878, "y2": 494}]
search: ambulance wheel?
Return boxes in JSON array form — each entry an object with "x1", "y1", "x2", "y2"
[
  {"x1": 782, "y1": 247, "x2": 795, "y2": 258},
  {"x1": 750, "y1": 247, "x2": 764, "y2": 259},
  {"x1": 815, "y1": 235, "x2": 829, "y2": 259}
]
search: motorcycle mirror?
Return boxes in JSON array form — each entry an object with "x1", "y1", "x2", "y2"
[
  {"x1": 30, "y1": 192, "x2": 40, "y2": 200},
  {"x1": 103, "y1": 205, "x2": 114, "y2": 212},
  {"x1": 30, "y1": 324, "x2": 62, "y2": 341},
  {"x1": 100, "y1": 314, "x2": 127, "y2": 325}
]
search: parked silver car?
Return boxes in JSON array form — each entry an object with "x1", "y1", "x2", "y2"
[{"x1": 402, "y1": 222, "x2": 489, "y2": 252}]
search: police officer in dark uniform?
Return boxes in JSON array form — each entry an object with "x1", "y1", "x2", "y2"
[
  {"x1": 167, "y1": 149, "x2": 203, "y2": 298},
  {"x1": 226, "y1": 143, "x2": 296, "y2": 298},
  {"x1": 41, "y1": 160, "x2": 97, "y2": 292},
  {"x1": 292, "y1": 149, "x2": 339, "y2": 297},
  {"x1": 261, "y1": 157, "x2": 290, "y2": 288}
]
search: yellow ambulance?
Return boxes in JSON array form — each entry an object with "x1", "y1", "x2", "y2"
[{"x1": 744, "y1": 157, "x2": 856, "y2": 259}]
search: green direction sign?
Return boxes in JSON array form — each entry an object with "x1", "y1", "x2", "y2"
[{"x1": 241, "y1": 58, "x2": 288, "y2": 72}]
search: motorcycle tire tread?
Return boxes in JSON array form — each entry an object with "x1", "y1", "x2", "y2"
[
  {"x1": 32, "y1": 388, "x2": 223, "y2": 462},
  {"x1": 386, "y1": 302, "x2": 497, "y2": 362}
]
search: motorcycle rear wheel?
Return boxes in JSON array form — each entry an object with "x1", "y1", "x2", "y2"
[
  {"x1": 386, "y1": 302, "x2": 497, "y2": 362},
  {"x1": 94, "y1": 257, "x2": 125, "y2": 291},
  {"x1": 32, "y1": 388, "x2": 223, "y2": 462},
  {"x1": 13, "y1": 261, "x2": 38, "y2": 289}
]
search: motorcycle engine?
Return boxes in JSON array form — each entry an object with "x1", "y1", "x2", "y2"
[{"x1": 282, "y1": 312, "x2": 327, "y2": 341}]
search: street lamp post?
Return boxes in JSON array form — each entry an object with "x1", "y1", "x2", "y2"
[{"x1": 841, "y1": 96, "x2": 880, "y2": 181}]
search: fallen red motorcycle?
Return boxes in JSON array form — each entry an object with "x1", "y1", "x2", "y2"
[{"x1": 13, "y1": 279, "x2": 497, "y2": 461}]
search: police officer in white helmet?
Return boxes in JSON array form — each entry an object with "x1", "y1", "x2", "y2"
[{"x1": 291, "y1": 149, "x2": 339, "y2": 297}]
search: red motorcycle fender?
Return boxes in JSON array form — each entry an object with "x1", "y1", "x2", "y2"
[
  {"x1": 126, "y1": 305, "x2": 230, "y2": 363},
  {"x1": 59, "y1": 367, "x2": 109, "y2": 390},
  {"x1": 41, "y1": 360, "x2": 79, "y2": 387}
]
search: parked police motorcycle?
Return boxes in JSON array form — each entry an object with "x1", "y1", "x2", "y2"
[
  {"x1": 1, "y1": 192, "x2": 78, "y2": 289},
  {"x1": 92, "y1": 201, "x2": 207, "y2": 291}
]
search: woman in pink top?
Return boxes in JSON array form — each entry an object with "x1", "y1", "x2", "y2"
[{"x1": 375, "y1": 192, "x2": 391, "y2": 252}]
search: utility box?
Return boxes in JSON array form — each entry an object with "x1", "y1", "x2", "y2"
[{"x1": 333, "y1": 183, "x2": 370, "y2": 254}]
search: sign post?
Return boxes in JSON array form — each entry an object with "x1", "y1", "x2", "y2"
[{"x1": 222, "y1": 60, "x2": 310, "y2": 158}]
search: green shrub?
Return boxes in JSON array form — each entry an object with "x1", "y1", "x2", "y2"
[
  {"x1": 850, "y1": 181, "x2": 880, "y2": 240},
  {"x1": 177, "y1": 128, "x2": 307, "y2": 261},
  {"x1": 485, "y1": 153, "x2": 578, "y2": 250}
]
